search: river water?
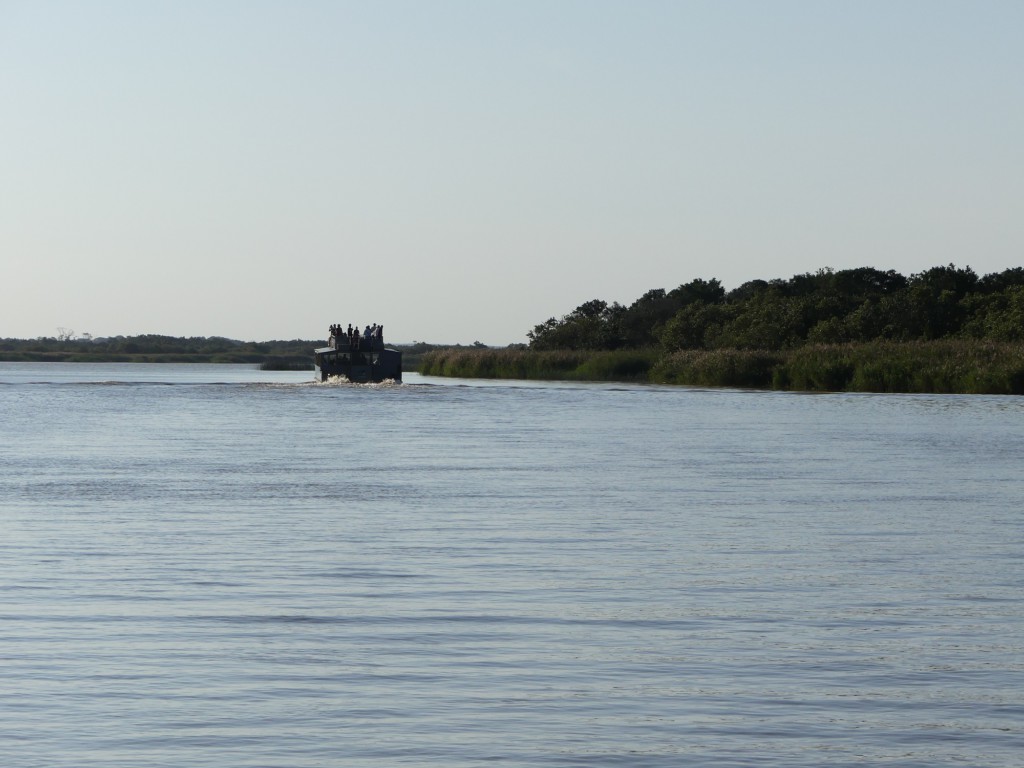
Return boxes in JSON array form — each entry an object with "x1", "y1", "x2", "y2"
[{"x1": 1, "y1": 363, "x2": 1022, "y2": 767}]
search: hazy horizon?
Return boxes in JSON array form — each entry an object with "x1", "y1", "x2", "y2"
[{"x1": 3, "y1": 1, "x2": 1022, "y2": 345}]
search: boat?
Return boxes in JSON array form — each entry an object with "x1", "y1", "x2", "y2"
[{"x1": 314, "y1": 329, "x2": 402, "y2": 383}]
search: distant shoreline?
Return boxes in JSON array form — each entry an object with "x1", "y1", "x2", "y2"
[
  {"x1": 0, "y1": 351, "x2": 316, "y2": 366},
  {"x1": 0, "y1": 339, "x2": 452, "y2": 372}
]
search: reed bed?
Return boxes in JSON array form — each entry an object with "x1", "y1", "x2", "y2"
[
  {"x1": 418, "y1": 349, "x2": 656, "y2": 382},
  {"x1": 420, "y1": 341, "x2": 1024, "y2": 394},
  {"x1": 651, "y1": 349, "x2": 783, "y2": 389},
  {"x1": 771, "y1": 341, "x2": 1024, "y2": 394}
]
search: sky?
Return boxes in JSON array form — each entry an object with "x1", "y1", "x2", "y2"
[{"x1": 2, "y1": 1, "x2": 1022, "y2": 344}]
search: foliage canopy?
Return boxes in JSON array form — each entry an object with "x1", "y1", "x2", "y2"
[{"x1": 527, "y1": 266, "x2": 1024, "y2": 352}]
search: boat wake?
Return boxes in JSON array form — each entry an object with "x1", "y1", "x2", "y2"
[{"x1": 311, "y1": 375, "x2": 402, "y2": 388}]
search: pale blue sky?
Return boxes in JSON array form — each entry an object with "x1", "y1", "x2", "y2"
[{"x1": 2, "y1": 1, "x2": 1021, "y2": 343}]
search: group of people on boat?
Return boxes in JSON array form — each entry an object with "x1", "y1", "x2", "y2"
[{"x1": 329, "y1": 323, "x2": 384, "y2": 350}]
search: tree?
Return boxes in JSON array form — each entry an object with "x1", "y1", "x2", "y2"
[
  {"x1": 619, "y1": 279, "x2": 724, "y2": 347},
  {"x1": 978, "y1": 267, "x2": 1024, "y2": 294},
  {"x1": 668, "y1": 277, "x2": 725, "y2": 306},
  {"x1": 713, "y1": 293, "x2": 807, "y2": 350},
  {"x1": 659, "y1": 301, "x2": 734, "y2": 350},
  {"x1": 528, "y1": 299, "x2": 623, "y2": 350},
  {"x1": 961, "y1": 286, "x2": 1024, "y2": 341}
]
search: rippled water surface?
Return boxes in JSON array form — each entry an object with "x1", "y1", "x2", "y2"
[{"x1": 2, "y1": 363, "x2": 1022, "y2": 767}]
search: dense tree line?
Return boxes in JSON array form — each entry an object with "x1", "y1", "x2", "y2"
[
  {"x1": 0, "y1": 334, "x2": 320, "y2": 362},
  {"x1": 528, "y1": 265, "x2": 1024, "y2": 352}
]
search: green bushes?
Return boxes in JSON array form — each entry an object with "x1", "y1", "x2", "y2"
[
  {"x1": 777, "y1": 346, "x2": 856, "y2": 391},
  {"x1": 651, "y1": 350, "x2": 782, "y2": 388},
  {"x1": 419, "y1": 349, "x2": 656, "y2": 382},
  {"x1": 574, "y1": 351, "x2": 655, "y2": 380},
  {"x1": 420, "y1": 342, "x2": 1024, "y2": 394}
]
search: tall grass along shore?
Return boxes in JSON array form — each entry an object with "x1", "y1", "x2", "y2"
[{"x1": 419, "y1": 341, "x2": 1024, "y2": 394}]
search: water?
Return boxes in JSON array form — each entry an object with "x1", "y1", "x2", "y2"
[{"x1": 2, "y1": 362, "x2": 1022, "y2": 767}]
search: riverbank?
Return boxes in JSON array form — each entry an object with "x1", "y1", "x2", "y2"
[
  {"x1": 0, "y1": 351, "x2": 307, "y2": 365},
  {"x1": 0, "y1": 345, "x2": 429, "y2": 371},
  {"x1": 419, "y1": 341, "x2": 1024, "y2": 394}
]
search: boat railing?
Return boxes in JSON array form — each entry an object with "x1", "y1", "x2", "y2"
[{"x1": 328, "y1": 336, "x2": 386, "y2": 353}]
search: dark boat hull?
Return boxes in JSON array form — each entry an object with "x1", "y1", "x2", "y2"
[{"x1": 314, "y1": 344, "x2": 402, "y2": 383}]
